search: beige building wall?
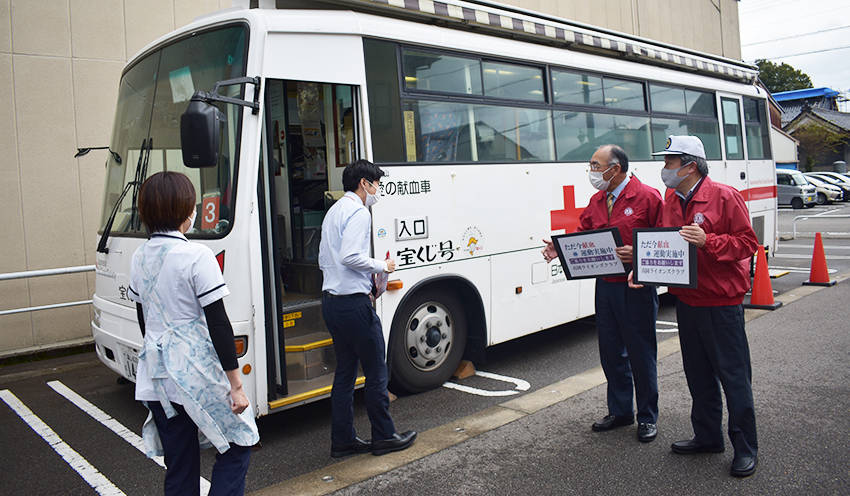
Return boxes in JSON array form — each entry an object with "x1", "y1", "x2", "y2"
[
  {"x1": 0, "y1": 0, "x2": 742, "y2": 356},
  {"x1": 507, "y1": 0, "x2": 741, "y2": 60},
  {"x1": 0, "y1": 0, "x2": 230, "y2": 356}
]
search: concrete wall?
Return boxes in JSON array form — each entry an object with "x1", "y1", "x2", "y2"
[
  {"x1": 0, "y1": 0, "x2": 742, "y2": 356},
  {"x1": 503, "y1": 0, "x2": 741, "y2": 60},
  {"x1": 0, "y1": 0, "x2": 230, "y2": 356}
]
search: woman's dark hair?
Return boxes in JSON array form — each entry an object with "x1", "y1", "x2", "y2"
[
  {"x1": 138, "y1": 171, "x2": 196, "y2": 233},
  {"x1": 342, "y1": 159, "x2": 385, "y2": 192}
]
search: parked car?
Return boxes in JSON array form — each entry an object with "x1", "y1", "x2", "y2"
[
  {"x1": 776, "y1": 170, "x2": 817, "y2": 209},
  {"x1": 806, "y1": 172, "x2": 850, "y2": 200},
  {"x1": 804, "y1": 175, "x2": 843, "y2": 204}
]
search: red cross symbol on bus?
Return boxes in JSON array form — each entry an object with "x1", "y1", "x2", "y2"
[{"x1": 550, "y1": 185, "x2": 585, "y2": 233}]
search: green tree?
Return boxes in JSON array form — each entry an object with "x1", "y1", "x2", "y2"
[
  {"x1": 791, "y1": 123, "x2": 845, "y2": 171},
  {"x1": 756, "y1": 59, "x2": 813, "y2": 93}
]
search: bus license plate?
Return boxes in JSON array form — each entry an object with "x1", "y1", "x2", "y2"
[{"x1": 119, "y1": 344, "x2": 139, "y2": 380}]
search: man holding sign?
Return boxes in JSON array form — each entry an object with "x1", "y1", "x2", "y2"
[
  {"x1": 648, "y1": 135, "x2": 759, "y2": 477},
  {"x1": 543, "y1": 145, "x2": 662, "y2": 442}
]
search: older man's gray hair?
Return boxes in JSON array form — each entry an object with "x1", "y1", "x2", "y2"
[{"x1": 680, "y1": 153, "x2": 709, "y2": 176}]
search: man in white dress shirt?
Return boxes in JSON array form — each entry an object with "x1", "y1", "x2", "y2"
[{"x1": 319, "y1": 159, "x2": 416, "y2": 457}]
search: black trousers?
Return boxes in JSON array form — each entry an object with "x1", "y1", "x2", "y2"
[
  {"x1": 595, "y1": 279, "x2": 659, "y2": 423},
  {"x1": 322, "y1": 293, "x2": 396, "y2": 444},
  {"x1": 676, "y1": 300, "x2": 758, "y2": 457},
  {"x1": 148, "y1": 401, "x2": 252, "y2": 496}
]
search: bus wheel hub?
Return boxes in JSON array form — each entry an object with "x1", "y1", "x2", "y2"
[
  {"x1": 405, "y1": 302, "x2": 453, "y2": 371},
  {"x1": 425, "y1": 327, "x2": 441, "y2": 347}
]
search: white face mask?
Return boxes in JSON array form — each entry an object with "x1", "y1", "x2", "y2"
[
  {"x1": 186, "y1": 209, "x2": 197, "y2": 231},
  {"x1": 588, "y1": 165, "x2": 614, "y2": 191},
  {"x1": 364, "y1": 181, "x2": 380, "y2": 207}
]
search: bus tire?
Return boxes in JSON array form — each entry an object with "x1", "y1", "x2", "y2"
[{"x1": 389, "y1": 285, "x2": 467, "y2": 395}]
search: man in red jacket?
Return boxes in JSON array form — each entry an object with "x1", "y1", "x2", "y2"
[
  {"x1": 544, "y1": 144, "x2": 663, "y2": 443},
  {"x1": 649, "y1": 135, "x2": 759, "y2": 477}
]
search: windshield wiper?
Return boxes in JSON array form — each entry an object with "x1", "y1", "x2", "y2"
[
  {"x1": 97, "y1": 139, "x2": 150, "y2": 254},
  {"x1": 128, "y1": 138, "x2": 152, "y2": 231}
]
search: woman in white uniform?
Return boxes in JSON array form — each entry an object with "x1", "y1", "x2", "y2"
[{"x1": 128, "y1": 171, "x2": 259, "y2": 496}]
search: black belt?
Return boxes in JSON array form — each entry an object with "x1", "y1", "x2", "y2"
[{"x1": 323, "y1": 291, "x2": 368, "y2": 299}]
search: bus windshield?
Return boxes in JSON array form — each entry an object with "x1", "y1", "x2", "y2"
[{"x1": 100, "y1": 25, "x2": 248, "y2": 237}]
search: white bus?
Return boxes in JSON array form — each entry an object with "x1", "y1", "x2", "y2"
[{"x1": 91, "y1": 0, "x2": 777, "y2": 416}]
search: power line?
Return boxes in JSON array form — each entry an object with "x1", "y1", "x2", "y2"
[
  {"x1": 742, "y1": 25, "x2": 850, "y2": 47},
  {"x1": 742, "y1": 4, "x2": 850, "y2": 30},
  {"x1": 756, "y1": 44, "x2": 850, "y2": 59},
  {"x1": 740, "y1": 0, "x2": 804, "y2": 15}
]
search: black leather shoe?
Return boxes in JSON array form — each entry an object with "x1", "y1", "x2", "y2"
[
  {"x1": 637, "y1": 423, "x2": 657, "y2": 442},
  {"x1": 592, "y1": 414, "x2": 634, "y2": 432},
  {"x1": 331, "y1": 437, "x2": 371, "y2": 458},
  {"x1": 371, "y1": 431, "x2": 417, "y2": 456},
  {"x1": 671, "y1": 438, "x2": 725, "y2": 454},
  {"x1": 731, "y1": 456, "x2": 758, "y2": 477}
]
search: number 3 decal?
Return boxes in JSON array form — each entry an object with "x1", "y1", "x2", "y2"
[
  {"x1": 205, "y1": 202, "x2": 216, "y2": 223},
  {"x1": 202, "y1": 194, "x2": 220, "y2": 230}
]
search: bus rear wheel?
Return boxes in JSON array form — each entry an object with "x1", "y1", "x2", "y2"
[{"x1": 389, "y1": 286, "x2": 467, "y2": 395}]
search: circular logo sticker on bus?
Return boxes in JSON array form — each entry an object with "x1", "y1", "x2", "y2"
[
  {"x1": 462, "y1": 227, "x2": 484, "y2": 256},
  {"x1": 377, "y1": 228, "x2": 387, "y2": 239}
]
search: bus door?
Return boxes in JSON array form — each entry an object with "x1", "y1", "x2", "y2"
[
  {"x1": 263, "y1": 79, "x2": 360, "y2": 408},
  {"x1": 719, "y1": 93, "x2": 768, "y2": 248},
  {"x1": 719, "y1": 94, "x2": 747, "y2": 193},
  {"x1": 742, "y1": 96, "x2": 777, "y2": 251}
]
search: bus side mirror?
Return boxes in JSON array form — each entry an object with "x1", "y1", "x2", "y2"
[
  {"x1": 180, "y1": 77, "x2": 260, "y2": 168},
  {"x1": 181, "y1": 94, "x2": 225, "y2": 168}
]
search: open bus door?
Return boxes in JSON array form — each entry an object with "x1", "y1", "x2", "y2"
[{"x1": 263, "y1": 79, "x2": 362, "y2": 411}]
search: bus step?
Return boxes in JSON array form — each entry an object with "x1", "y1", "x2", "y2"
[
  {"x1": 280, "y1": 297, "x2": 328, "y2": 340},
  {"x1": 284, "y1": 331, "x2": 336, "y2": 381}
]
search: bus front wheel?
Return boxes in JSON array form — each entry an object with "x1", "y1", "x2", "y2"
[{"x1": 389, "y1": 286, "x2": 467, "y2": 395}]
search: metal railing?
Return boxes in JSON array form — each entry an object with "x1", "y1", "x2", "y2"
[
  {"x1": 792, "y1": 211, "x2": 850, "y2": 240},
  {"x1": 0, "y1": 265, "x2": 95, "y2": 316}
]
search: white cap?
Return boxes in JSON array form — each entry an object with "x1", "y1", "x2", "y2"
[{"x1": 651, "y1": 135, "x2": 706, "y2": 159}]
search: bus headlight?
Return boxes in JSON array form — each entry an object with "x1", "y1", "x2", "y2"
[{"x1": 92, "y1": 306, "x2": 101, "y2": 328}]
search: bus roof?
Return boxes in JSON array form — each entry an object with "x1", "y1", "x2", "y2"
[{"x1": 271, "y1": 0, "x2": 758, "y2": 84}]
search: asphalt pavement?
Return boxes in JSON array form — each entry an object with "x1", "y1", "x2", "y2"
[
  {"x1": 254, "y1": 273, "x2": 850, "y2": 496},
  {"x1": 2, "y1": 205, "x2": 848, "y2": 495}
]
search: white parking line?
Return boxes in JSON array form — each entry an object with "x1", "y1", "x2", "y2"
[
  {"x1": 779, "y1": 244, "x2": 850, "y2": 250},
  {"x1": 655, "y1": 320, "x2": 679, "y2": 333},
  {"x1": 770, "y1": 253, "x2": 850, "y2": 260},
  {"x1": 48, "y1": 381, "x2": 161, "y2": 465},
  {"x1": 769, "y1": 266, "x2": 838, "y2": 274},
  {"x1": 0, "y1": 389, "x2": 125, "y2": 496},
  {"x1": 47, "y1": 381, "x2": 212, "y2": 495},
  {"x1": 443, "y1": 371, "x2": 531, "y2": 397}
]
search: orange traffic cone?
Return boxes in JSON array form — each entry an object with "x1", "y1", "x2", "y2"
[
  {"x1": 744, "y1": 245, "x2": 782, "y2": 310},
  {"x1": 803, "y1": 232, "x2": 836, "y2": 286}
]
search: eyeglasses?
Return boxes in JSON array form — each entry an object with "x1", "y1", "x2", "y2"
[{"x1": 589, "y1": 162, "x2": 616, "y2": 172}]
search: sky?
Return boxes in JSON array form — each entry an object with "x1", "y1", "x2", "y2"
[{"x1": 738, "y1": 0, "x2": 850, "y2": 111}]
